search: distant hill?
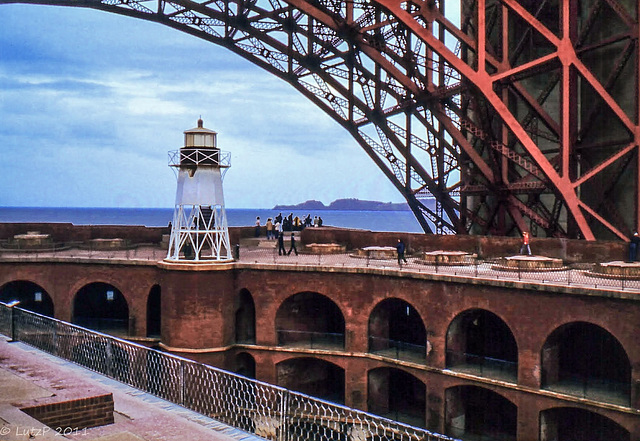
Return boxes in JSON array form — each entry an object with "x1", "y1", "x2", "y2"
[{"x1": 273, "y1": 198, "x2": 410, "y2": 211}]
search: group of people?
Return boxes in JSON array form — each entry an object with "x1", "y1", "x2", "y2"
[
  {"x1": 252, "y1": 212, "x2": 327, "y2": 256},
  {"x1": 255, "y1": 213, "x2": 324, "y2": 240}
]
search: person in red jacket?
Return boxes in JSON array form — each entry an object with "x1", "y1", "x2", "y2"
[{"x1": 520, "y1": 231, "x2": 531, "y2": 255}]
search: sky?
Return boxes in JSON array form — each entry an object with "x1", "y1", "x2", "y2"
[{"x1": 0, "y1": 4, "x2": 406, "y2": 209}]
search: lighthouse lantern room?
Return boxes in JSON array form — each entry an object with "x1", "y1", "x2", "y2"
[{"x1": 166, "y1": 119, "x2": 233, "y2": 262}]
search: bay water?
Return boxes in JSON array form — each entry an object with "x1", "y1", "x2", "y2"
[{"x1": 0, "y1": 207, "x2": 423, "y2": 233}]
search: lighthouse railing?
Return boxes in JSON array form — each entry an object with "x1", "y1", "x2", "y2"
[{"x1": 168, "y1": 149, "x2": 231, "y2": 167}]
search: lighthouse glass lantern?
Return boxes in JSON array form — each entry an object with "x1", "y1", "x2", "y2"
[{"x1": 166, "y1": 119, "x2": 233, "y2": 262}]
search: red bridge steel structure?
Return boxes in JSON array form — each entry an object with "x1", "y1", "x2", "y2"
[{"x1": 3, "y1": 0, "x2": 640, "y2": 240}]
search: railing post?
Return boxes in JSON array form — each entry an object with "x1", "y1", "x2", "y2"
[
  {"x1": 9, "y1": 306, "x2": 16, "y2": 342},
  {"x1": 278, "y1": 389, "x2": 290, "y2": 441},
  {"x1": 52, "y1": 321, "x2": 58, "y2": 356},
  {"x1": 7, "y1": 302, "x2": 20, "y2": 343},
  {"x1": 180, "y1": 359, "x2": 186, "y2": 406}
]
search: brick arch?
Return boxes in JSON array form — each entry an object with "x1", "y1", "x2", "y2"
[
  {"x1": 68, "y1": 279, "x2": 128, "y2": 313},
  {"x1": 234, "y1": 351, "x2": 256, "y2": 379},
  {"x1": 0, "y1": 273, "x2": 58, "y2": 314},
  {"x1": 0, "y1": 280, "x2": 54, "y2": 317},
  {"x1": 367, "y1": 297, "x2": 428, "y2": 362},
  {"x1": 276, "y1": 356, "x2": 345, "y2": 404},
  {"x1": 275, "y1": 291, "x2": 346, "y2": 350},
  {"x1": 64, "y1": 273, "x2": 153, "y2": 334},
  {"x1": 445, "y1": 308, "x2": 519, "y2": 384},
  {"x1": 539, "y1": 406, "x2": 630, "y2": 441},
  {"x1": 367, "y1": 366, "x2": 426, "y2": 428},
  {"x1": 444, "y1": 385, "x2": 517, "y2": 440},
  {"x1": 534, "y1": 316, "x2": 634, "y2": 367},
  {"x1": 540, "y1": 321, "x2": 631, "y2": 406},
  {"x1": 72, "y1": 282, "x2": 130, "y2": 335},
  {"x1": 233, "y1": 288, "x2": 255, "y2": 345}
]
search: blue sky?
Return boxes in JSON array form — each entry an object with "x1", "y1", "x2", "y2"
[{"x1": 0, "y1": 4, "x2": 405, "y2": 209}]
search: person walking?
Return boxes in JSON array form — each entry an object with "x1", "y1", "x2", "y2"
[
  {"x1": 520, "y1": 231, "x2": 532, "y2": 255},
  {"x1": 287, "y1": 232, "x2": 299, "y2": 256},
  {"x1": 396, "y1": 239, "x2": 408, "y2": 265},
  {"x1": 277, "y1": 232, "x2": 287, "y2": 256}
]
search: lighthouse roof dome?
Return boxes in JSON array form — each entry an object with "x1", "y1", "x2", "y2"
[{"x1": 184, "y1": 118, "x2": 217, "y2": 135}]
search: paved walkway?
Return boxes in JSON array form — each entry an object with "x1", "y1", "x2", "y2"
[{"x1": 0, "y1": 335, "x2": 263, "y2": 441}]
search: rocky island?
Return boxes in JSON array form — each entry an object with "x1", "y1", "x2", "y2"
[{"x1": 273, "y1": 198, "x2": 410, "y2": 211}]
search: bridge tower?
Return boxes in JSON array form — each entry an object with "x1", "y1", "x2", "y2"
[{"x1": 166, "y1": 119, "x2": 232, "y2": 262}]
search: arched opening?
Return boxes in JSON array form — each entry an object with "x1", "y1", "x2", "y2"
[
  {"x1": 234, "y1": 352, "x2": 256, "y2": 379},
  {"x1": 276, "y1": 357, "x2": 345, "y2": 404},
  {"x1": 0, "y1": 281, "x2": 54, "y2": 317},
  {"x1": 445, "y1": 386, "x2": 517, "y2": 441},
  {"x1": 368, "y1": 298, "x2": 427, "y2": 362},
  {"x1": 275, "y1": 292, "x2": 344, "y2": 350},
  {"x1": 235, "y1": 288, "x2": 255, "y2": 344},
  {"x1": 540, "y1": 407, "x2": 629, "y2": 441},
  {"x1": 446, "y1": 309, "x2": 518, "y2": 382},
  {"x1": 541, "y1": 322, "x2": 630, "y2": 405},
  {"x1": 72, "y1": 282, "x2": 130, "y2": 337},
  {"x1": 368, "y1": 367, "x2": 426, "y2": 428},
  {"x1": 146, "y1": 285, "x2": 161, "y2": 338}
]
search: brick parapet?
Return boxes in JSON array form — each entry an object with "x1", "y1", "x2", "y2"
[{"x1": 20, "y1": 394, "x2": 114, "y2": 430}]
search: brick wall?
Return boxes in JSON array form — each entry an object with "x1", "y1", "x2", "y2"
[
  {"x1": 20, "y1": 394, "x2": 114, "y2": 430},
  {"x1": 0, "y1": 222, "x2": 628, "y2": 263}
]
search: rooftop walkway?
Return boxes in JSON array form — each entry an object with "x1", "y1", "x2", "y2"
[
  {"x1": 2, "y1": 237, "x2": 640, "y2": 295},
  {"x1": 0, "y1": 335, "x2": 263, "y2": 441}
]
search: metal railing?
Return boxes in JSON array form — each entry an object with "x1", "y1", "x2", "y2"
[
  {"x1": 276, "y1": 329, "x2": 345, "y2": 350},
  {"x1": 0, "y1": 303, "x2": 458, "y2": 441},
  {"x1": 369, "y1": 336, "x2": 427, "y2": 362},
  {"x1": 231, "y1": 245, "x2": 640, "y2": 292},
  {"x1": 543, "y1": 374, "x2": 630, "y2": 407},
  {"x1": 446, "y1": 351, "x2": 518, "y2": 383},
  {"x1": 3, "y1": 242, "x2": 640, "y2": 293}
]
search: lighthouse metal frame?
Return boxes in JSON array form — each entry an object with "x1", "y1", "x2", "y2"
[{"x1": 166, "y1": 132, "x2": 233, "y2": 263}]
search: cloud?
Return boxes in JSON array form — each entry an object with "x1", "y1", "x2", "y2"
[{"x1": 0, "y1": 3, "x2": 405, "y2": 209}]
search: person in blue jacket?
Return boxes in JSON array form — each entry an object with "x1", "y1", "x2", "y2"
[{"x1": 396, "y1": 239, "x2": 407, "y2": 265}]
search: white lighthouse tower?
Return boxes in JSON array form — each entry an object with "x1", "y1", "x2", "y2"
[{"x1": 166, "y1": 119, "x2": 233, "y2": 262}]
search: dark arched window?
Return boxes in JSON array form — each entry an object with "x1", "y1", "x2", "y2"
[
  {"x1": 73, "y1": 282, "x2": 129, "y2": 336},
  {"x1": 541, "y1": 322, "x2": 630, "y2": 405},
  {"x1": 0, "y1": 281, "x2": 54, "y2": 317},
  {"x1": 276, "y1": 357, "x2": 344, "y2": 404},
  {"x1": 147, "y1": 285, "x2": 161, "y2": 338},
  {"x1": 235, "y1": 289, "x2": 255, "y2": 344},
  {"x1": 445, "y1": 386, "x2": 517, "y2": 441},
  {"x1": 368, "y1": 367, "x2": 426, "y2": 428},
  {"x1": 276, "y1": 292, "x2": 344, "y2": 350},
  {"x1": 368, "y1": 298, "x2": 427, "y2": 362},
  {"x1": 446, "y1": 309, "x2": 518, "y2": 382}
]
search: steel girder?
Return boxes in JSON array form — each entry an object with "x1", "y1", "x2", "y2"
[{"x1": 3, "y1": 0, "x2": 639, "y2": 240}]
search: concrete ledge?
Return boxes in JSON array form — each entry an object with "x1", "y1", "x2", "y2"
[{"x1": 157, "y1": 259, "x2": 235, "y2": 271}]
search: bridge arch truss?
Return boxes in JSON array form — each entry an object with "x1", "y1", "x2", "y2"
[{"x1": 5, "y1": 0, "x2": 640, "y2": 240}]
